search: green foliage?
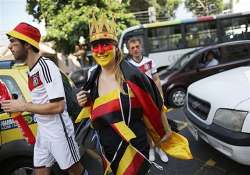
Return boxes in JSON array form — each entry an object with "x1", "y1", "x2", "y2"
[
  {"x1": 129, "y1": 0, "x2": 181, "y2": 18},
  {"x1": 148, "y1": 0, "x2": 181, "y2": 17},
  {"x1": 185, "y1": 0, "x2": 224, "y2": 16},
  {"x1": 26, "y1": 0, "x2": 138, "y2": 54}
]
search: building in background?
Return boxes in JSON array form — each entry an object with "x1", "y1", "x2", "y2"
[{"x1": 223, "y1": 0, "x2": 249, "y2": 13}]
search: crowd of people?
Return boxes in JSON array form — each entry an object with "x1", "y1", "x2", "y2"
[{"x1": 1, "y1": 13, "x2": 192, "y2": 175}]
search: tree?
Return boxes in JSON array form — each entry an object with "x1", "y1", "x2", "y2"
[
  {"x1": 128, "y1": 0, "x2": 181, "y2": 18},
  {"x1": 26, "y1": 0, "x2": 138, "y2": 54},
  {"x1": 185, "y1": 0, "x2": 224, "y2": 16}
]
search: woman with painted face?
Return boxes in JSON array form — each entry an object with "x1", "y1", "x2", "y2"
[{"x1": 76, "y1": 14, "x2": 172, "y2": 175}]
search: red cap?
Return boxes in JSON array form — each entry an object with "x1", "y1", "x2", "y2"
[{"x1": 7, "y1": 22, "x2": 41, "y2": 49}]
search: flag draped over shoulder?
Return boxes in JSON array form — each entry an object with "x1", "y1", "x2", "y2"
[
  {"x1": 120, "y1": 61, "x2": 166, "y2": 141},
  {"x1": 120, "y1": 61, "x2": 192, "y2": 160}
]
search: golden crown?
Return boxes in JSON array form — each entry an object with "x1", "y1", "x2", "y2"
[{"x1": 89, "y1": 13, "x2": 117, "y2": 43}]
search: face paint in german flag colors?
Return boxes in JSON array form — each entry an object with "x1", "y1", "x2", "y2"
[{"x1": 92, "y1": 43, "x2": 115, "y2": 67}]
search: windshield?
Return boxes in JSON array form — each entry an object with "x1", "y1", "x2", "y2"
[{"x1": 169, "y1": 50, "x2": 197, "y2": 70}]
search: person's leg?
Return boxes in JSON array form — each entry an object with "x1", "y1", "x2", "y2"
[
  {"x1": 155, "y1": 147, "x2": 168, "y2": 162},
  {"x1": 148, "y1": 135, "x2": 155, "y2": 161},
  {"x1": 68, "y1": 162, "x2": 84, "y2": 175},
  {"x1": 34, "y1": 133, "x2": 55, "y2": 175},
  {"x1": 149, "y1": 146, "x2": 156, "y2": 161},
  {"x1": 51, "y1": 135, "x2": 83, "y2": 175},
  {"x1": 35, "y1": 167, "x2": 51, "y2": 175}
]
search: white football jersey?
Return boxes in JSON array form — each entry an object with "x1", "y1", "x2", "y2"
[
  {"x1": 128, "y1": 56, "x2": 157, "y2": 79},
  {"x1": 28, "y1": 57, "x2": 74, "y2": 139}
]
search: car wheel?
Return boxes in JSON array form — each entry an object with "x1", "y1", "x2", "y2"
[
  {"x1": 1, "y1": 157, "x2": 35, "y2": 175},
  {"x1": 168, "y1": 87, "x2": 186, "y2": 108}
]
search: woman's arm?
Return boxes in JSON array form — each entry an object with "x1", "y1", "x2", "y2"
[{"x1": 161, "y1": 112, "x2": 172, "y2": 133}]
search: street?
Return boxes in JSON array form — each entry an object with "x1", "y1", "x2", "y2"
[{"x1": 149, "y1": 108, "x2": 250, "y2": 175}]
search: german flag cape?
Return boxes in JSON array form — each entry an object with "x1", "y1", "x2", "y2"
[{"x1": 120, "y1": 60, "x2": 166, "y2": 141}]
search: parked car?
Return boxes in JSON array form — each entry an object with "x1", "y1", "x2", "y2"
[
  {"x1": 160, "y1": 40, "x2": 250, "y2": 108},
  {"x1": 184, "y1": 66, "x2": 250, "y2": 165}
]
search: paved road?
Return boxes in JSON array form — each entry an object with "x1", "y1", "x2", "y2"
[{"x1": 149, "y1": 108, "x2": 250, "y2": 175}]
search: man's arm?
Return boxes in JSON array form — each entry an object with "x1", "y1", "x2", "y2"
[
  {"x1": 152, "y1": 73, "x2": 164, "y2": 97},
  {"x1": 2, "y1": 99, "x2": 64, "y2": 115}
]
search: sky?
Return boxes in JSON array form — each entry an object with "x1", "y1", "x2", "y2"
[{"x1": 0, "y1": 0, "x2": 250, "y2": 46}]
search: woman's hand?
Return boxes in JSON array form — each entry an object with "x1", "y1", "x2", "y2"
[
  {"x1": 76, "y1": 90, "x2": 88, "y2": 107},
  {"x1": 157, "y1": 131, "x2": 172, "y2": 145}
]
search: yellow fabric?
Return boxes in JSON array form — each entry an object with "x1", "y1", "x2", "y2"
[
  {"x1": 7, "y1": 30, "x2": 39, "y2": 49},
  {"x1": 75, "y1": 106, "x2": 91, "y2": 123},
  {"x1": 162, "y1": 105, "x2": 168, "y2": 113},
  {"x1": 128, "y1": 87, "x2": 135, "y2": 98},
  {"x1": 93, "y1": 88, "x2": 120, "y2": 109},
  {"x1": 160, "y1": 131, "x2": 193, "y2": 160},
  {"x1": 116, "y1": 144, "x2": 137, "y2": 175},
  {"x1": 112, "y1": 121, "x2": 136, "y2": 142}
]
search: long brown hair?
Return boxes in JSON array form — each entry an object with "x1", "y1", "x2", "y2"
[{"x1": 113, "y1": 44, "x2": 125, "y2": 92}]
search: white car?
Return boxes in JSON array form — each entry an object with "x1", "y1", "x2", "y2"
[{"x1": 184, "y1": 66, "x2": 250, "y2": 165}]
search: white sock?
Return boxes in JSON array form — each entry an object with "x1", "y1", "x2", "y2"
[
  {"x1": 149, "y1": 147, "x2": 155, "y2": 161},
  {"x1": 156, "y1": 147, "x2": 168, "y2": 162}
]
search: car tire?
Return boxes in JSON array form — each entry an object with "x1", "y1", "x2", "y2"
[
  {"x1": 1, "y1": 157, "x2": 35, "y2": 175},
  {"x1": 168, "y1": 87, "x2": 186, "y2": 108}
]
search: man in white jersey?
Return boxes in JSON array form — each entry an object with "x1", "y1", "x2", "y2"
[
  {"x1": 2, "y1": 22, "x2": 83, "y2": 175},
  {"x1": 127, "y1": 37, "x2": 163, "y2": 96},
  {"x1": 127, "y1": 37, "x2": 168, "y2": 163}
]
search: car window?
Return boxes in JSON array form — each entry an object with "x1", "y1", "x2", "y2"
[
  {"x1": 0, "y1": 75, "x2": 23, "y2": 114},
  {"x1": 221, "y1": 43, "x2": 250, "y2": 63},
  {"x1": 198, "y1": 49, "x2": 220, "y2": 68},
  {"x1": 184, "y1": 54, "x2": 202, "y2": 71}
]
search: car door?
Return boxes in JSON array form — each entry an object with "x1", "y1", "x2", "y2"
[
  {"x1": 0, "y1": 73, "x2": 23, "y2": 144},
  {"x1": 0, "y1": 69, "x2": 34, "y2": 144}
]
